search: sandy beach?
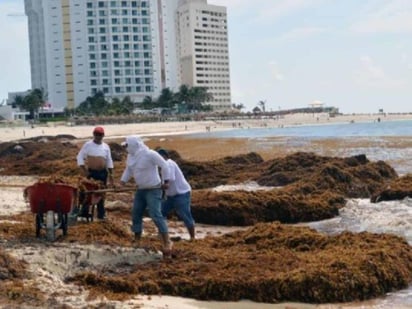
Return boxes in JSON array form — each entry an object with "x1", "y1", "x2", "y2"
[
  {"x1": 1, "y1": 113, "x2": 412, "y2": 309},
  {"x1": 1, "y1": 112, "x2": 412, "y2": 143}
]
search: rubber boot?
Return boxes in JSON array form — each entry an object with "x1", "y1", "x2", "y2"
[
  {"x1": 188, "y1": 226, "x2": 195, "y2": 241},
  {"x1": 134, "y1": 232, "x2": 141, "y2": 247},
  {"x1": 160, "y1": 233, "x2": 172, "y2": 257}
]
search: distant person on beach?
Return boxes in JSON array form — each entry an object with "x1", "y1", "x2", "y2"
[
  {"x1": 157, "y1": 148, "x2": 195, "y2": 240},
  {"x1": 118, "y1": 135, "x2": 173, "y2": 255},
  {"x1": 76, "y1": 126, "x2": 114, "y2": 220}
]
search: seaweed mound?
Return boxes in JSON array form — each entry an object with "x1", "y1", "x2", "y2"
[
  {"x1": 68, "y1": 222, "x2": 412, "y2": 304},
  {"x1": 177, "y1": 152, "x2": 264, "y2": 189},
  {"x1": 371, "y1": 174, "x2": 412, "y2": 202},
  {"x1": 256, "y1": 153, "x2": 397, "y2": 198},
  {"x1": 0, "y1": 248, "x2": 43, "y2": 306},
  {"x1": 0, "y1": 249, "x2": 27, "y2": 280},
  {"x1": 191, "y1": 190, "x2": 344, "y2": 225}
]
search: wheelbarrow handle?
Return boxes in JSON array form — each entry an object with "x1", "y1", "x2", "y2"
[{"x1": 83, "y1": 187, "x2": 137, "y2": 193}]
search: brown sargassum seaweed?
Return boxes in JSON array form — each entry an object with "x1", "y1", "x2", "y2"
[
  {"x1": 66, "y1": 222, "x2": 412, "y2": 304},
  {"x1": 0, "y1": 136, "x2": 411, "y2": 304},
  {"x1": 0, "y1": 249, "x2": 45, "y2": 305},
  {"x1": 371, "y1": 173, "x2": 412, "y2": 202}
]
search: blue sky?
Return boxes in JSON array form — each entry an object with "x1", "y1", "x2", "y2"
[{"x1": 1, "y1": 0, "x2": 412, "y2": 113}]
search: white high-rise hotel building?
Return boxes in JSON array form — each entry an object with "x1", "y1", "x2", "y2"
[{"x1": 24, "y1": 0, "x2": 231, "y2": 112}]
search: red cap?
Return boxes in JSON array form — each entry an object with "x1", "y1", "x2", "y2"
[{"x1": 93, "y1": 126, "x2": 105, "y2": 135}]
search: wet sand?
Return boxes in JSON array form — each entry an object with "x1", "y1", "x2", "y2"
[
  {"x1": 1, "y1": 112, "x2": 412, "y2": 143},
  {"x1": 1, "y1": 115, "x2": 412, "y2": 308}
]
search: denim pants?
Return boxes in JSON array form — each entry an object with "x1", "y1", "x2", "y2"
[
  {"x1": 162, "y1": 191, "x2": 195, "y2": 229},
  {"x1": 132, "y1": 188, "x2": 168, "y2": 234}
]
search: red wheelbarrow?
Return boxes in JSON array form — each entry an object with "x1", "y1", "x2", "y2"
[
  {"x1": 24, "y1": 182, "x2": 77, "y2": 241},
  {"x1": 76, "y1": 181, "x2": 104, "y2": 222},
  {"x1": 75, "y1": 180, "x2": 136, "y2": 222}
]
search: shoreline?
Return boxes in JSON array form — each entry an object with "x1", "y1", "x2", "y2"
[
  {"x1": 1, "y1": 113, "x2": 412, "y2": 143},
  {"x1": 1, "y1": 116, "x2": 412, "y2": 308}
]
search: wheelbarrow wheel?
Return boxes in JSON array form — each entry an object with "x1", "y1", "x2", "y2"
[
  {"x1": 90, "y1": 205, "x2": 95, "y2": 222},
  {"x1": 46, "y1": 211, "x2": 56, "y2": 241},
  {"x1": 35, "y1": 214, "x2": 42, "y2": 237},
  {"x1": 62, "y1": 214, "x2": 68, "y2": 236}
]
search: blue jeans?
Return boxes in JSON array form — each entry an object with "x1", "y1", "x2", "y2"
[
  {"x1": 132, "y1": 188, "x2": 168, "y2": 234},
  {"x1": 162, "y1": 191, "x2": 195, "y2": 229}
]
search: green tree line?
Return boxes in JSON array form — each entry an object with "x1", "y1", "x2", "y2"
[{"x1": 12, "y1": 85, "x2": 213, "y2": 118}]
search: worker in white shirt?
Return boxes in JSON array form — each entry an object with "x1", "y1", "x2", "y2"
[
  {"x1": 76, "y1": 126, "x2": 114, "y2": 220},
  {"x1": 157, "y1": 148, "x2": 195, "y2": 240},
  {"x1": 118, "y1": 135, "x2": 173, "y2": 255}
]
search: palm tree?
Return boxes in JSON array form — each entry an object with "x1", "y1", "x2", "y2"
[
  {"x1": 232, "y1": 103, "x2": 245, "y2": 111},
  {"x1": 121, "y1": 96, "x2": 134, "y2": 114},
  {"x1": 175, "y1": 85, "x2": 191, "y2": 105},
  {"x1": 12, "y1": 95, "x2": 24, "y2": 109},
  {"x1": 13, "y1": 88, "x2": 47, "y2": 119},
  {"x1": 141, "y1": 96, "x2": 155, "y2": 109},
  {"x1": 189, "y1": 86, "x2": 213, "y2": 111},
  {"x1": 89, "y1": 91, "x2": 108, "y2": 116},
  {"x1": 157, "y1": 88, "x2": 175, "y2": 108},
  {"x1": 258, "y1": 100, "x2": 266, "y2": 113}
]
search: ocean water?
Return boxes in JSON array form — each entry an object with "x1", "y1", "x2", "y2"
[
  {"x1": 195, "y1": 119, "x2": 412, "y2": 139},
  {"x1": 189, "y1": 119, "x2": 412, "y2": 308}
]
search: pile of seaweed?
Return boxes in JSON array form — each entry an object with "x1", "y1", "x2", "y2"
[
  {"x1": 191, "y1": 189, "x2": 344, "y2": 225},
  {"x1": 371, "y1": 174, "x2": 412, "y2": 202},
  {"x1": 1, "y1": 200, "x2": 412, "y2": 304},
  {"x1": 66, "y1": 222, "x2": 412, "y2": 304},
  {"x1": 0, "y1": 248, "x2": 27, "y2": 280},
  {"x1": 0, "y1": 137, "x2": 126, "y2": 177},
  {"x1": 189, "y1": 153, "x2": 397, "y2": 225},
  {"x1": 0, "y1": 137, "x2": 399, "y2": 226},
  {"x1": 0, "y1": 248, "x2": 44, "y2": 306}
]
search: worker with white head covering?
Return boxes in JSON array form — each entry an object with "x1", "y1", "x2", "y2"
[{"x1": 119, "y1": 135, "x2": 172, "y2": 255}]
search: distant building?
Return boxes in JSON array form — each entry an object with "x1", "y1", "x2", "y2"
[
  {"x1": 0, "y1": 91, "x2": 31, "y2": 121},
  {"x1": 177, "y1": 0, "x2": 231, "y2": 110},
  {"x1": 7, "y1": 90, "x2": 31, "y2": 107},
  {"x1": 24, "y1": 0, "x2": 231, "y2": 112}
]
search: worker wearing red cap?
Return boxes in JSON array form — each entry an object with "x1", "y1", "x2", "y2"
[{"x1": 77, "y1": 126, "x2": 114, "y2": 220}]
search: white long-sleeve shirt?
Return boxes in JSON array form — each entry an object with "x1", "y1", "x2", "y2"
[
  {"x1": 165, "y1": 159, "x2": 191, "y2": 196},
  {"x1": 76, "y1": 140, "x2": 114, "y2": 169},
  {"x1": 120, "y1": 149, "x2": 170, "y2": 189}
]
